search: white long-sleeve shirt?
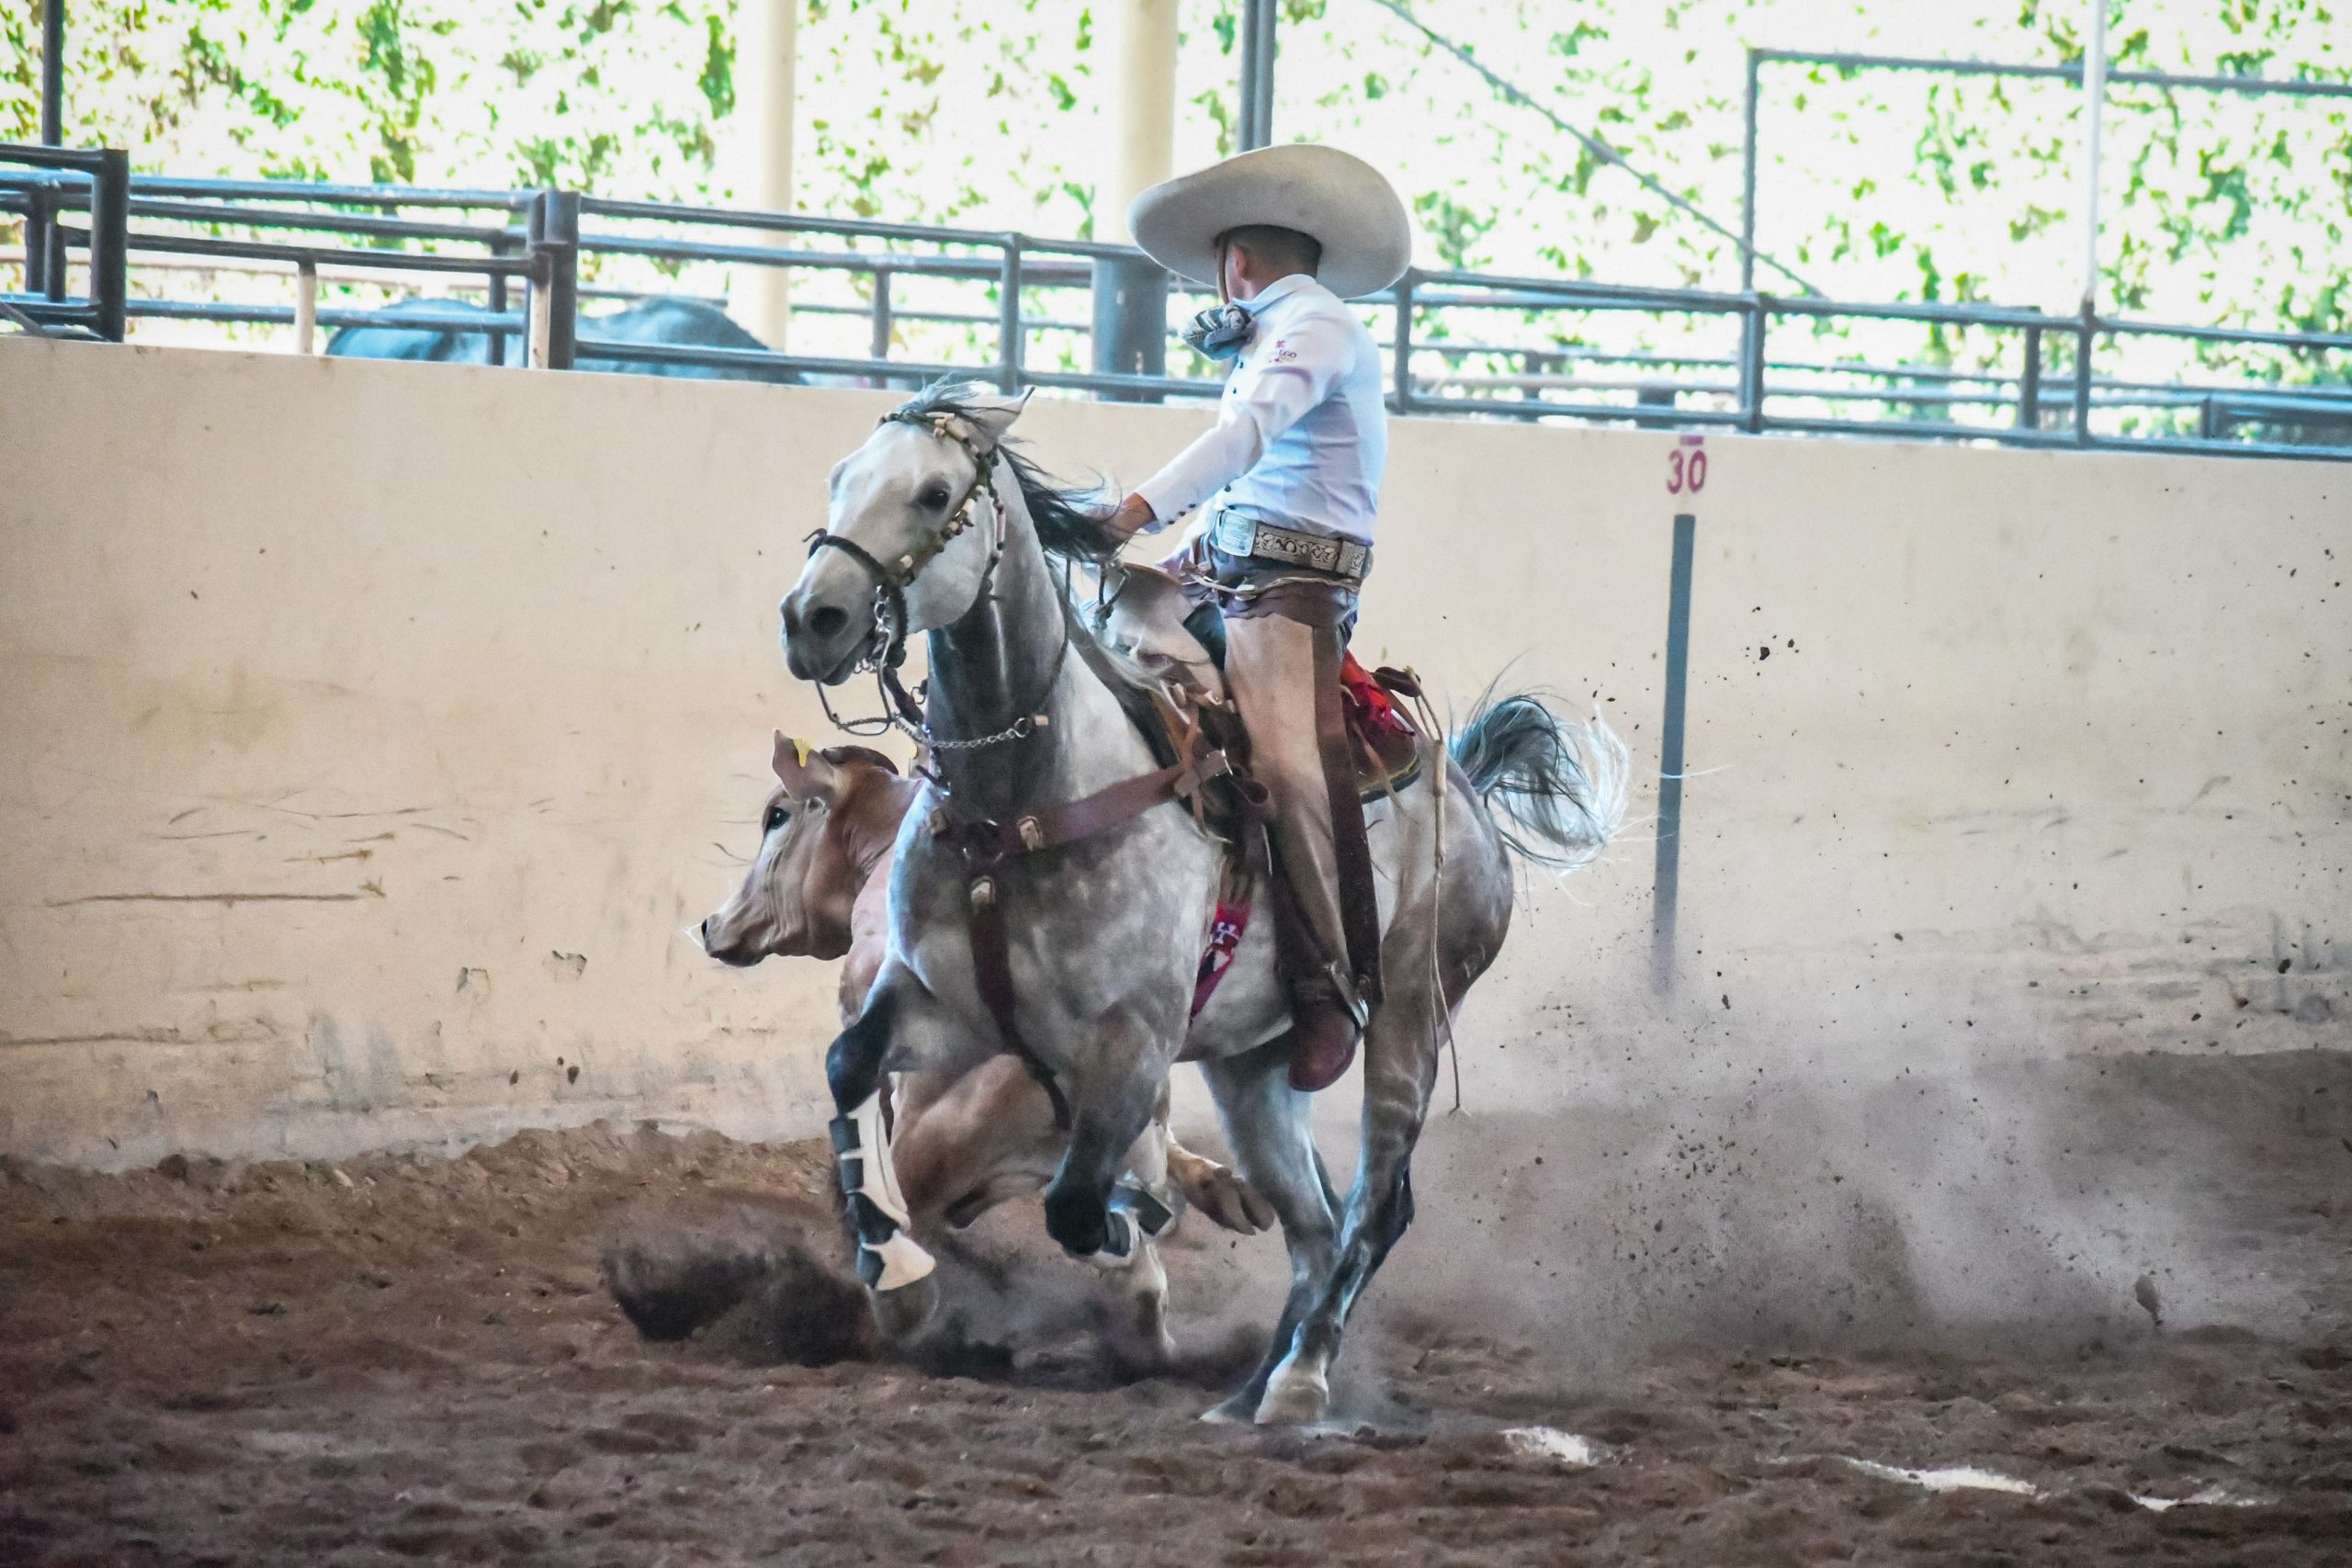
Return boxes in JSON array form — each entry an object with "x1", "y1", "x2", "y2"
[{"x1": 1132, "y1": 273, "x2": 1388, "y2": 546}]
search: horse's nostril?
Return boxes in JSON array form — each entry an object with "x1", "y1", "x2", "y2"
[{"x1": 809, "y1": 605, "x2": 849, "y2": 638}]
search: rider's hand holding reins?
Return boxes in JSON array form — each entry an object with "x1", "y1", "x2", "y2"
[{"x1": 1102, "y1": 492, "x2": 1156, "y2": 541}]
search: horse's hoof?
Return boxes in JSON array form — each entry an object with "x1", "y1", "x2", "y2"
[
  {"x1": 1042, "y1": 1181, "x2": 1111, "y2": 1258},
  {"x1": 866, "y1": 1270, "x2": 940, "y2": 1341},
  {"x1": 1254, "y1": 1364, "x2": 1329, "y2": 1426}
]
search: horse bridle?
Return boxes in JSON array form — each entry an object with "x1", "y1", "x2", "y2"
[{"x1": 802, "y1": 407, "x2": 1035, "y2": 745}]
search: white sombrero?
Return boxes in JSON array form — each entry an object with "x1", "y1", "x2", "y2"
[{"x1": 1127, "y1": 143, "x2": 1411, "y2": 301}]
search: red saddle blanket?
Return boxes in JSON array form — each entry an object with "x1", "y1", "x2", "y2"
[{"x1": 1340, "y1": 652, "x2": 1423, "y2": 792}]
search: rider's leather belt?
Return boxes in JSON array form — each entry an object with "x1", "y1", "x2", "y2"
[{"x1": 1211, "y1": 511, "x2": 1371, "y2": 581}]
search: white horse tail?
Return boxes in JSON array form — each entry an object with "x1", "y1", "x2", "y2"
[{"x1": 1447, "y1": 685, "x2": 1630, "y2": 874}]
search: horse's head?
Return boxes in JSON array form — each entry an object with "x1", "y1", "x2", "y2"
[
  {"x1": 700, "y1": 733, "x2": 916, "y2": 965},
  {"x1": 780, "y1": 383, "x2": 1030, "y2": 684}
]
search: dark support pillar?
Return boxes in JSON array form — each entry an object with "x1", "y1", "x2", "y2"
[
  {"x1": 88, "y1": 147, "x2": 126, "y2": 342},
  {"x1": 526, "y1": 190, "x2": 579, "y2": 370},
  {"x1": 1091, "y1": 254, "x2": 1166, "y2": 401}
]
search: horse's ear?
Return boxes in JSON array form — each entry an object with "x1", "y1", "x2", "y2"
[{"x1": 957, "y1": 389, "x2": 1032, "y2": 452}]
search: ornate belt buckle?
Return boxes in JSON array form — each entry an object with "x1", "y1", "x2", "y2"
[{"x1": 1016, "y1": 815, "x2": 1046, "y2": 852}]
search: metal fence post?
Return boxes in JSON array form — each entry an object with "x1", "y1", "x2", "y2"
[
  {"x1": 486, "y1": 231, "x2": 517, "y2": 367},
  {"x1": 24, "y1": 183, "x2": 52, "y2": 298},
  {"x1": 1739, "y1": 299, "x2": 1767, "y2": 433},
  {"x1": 1739, "y1": 47, "x2": 1761, "y2": 294},
  {"x1": 2073, "y1": 303, "x2": 2095, "y2": 446},
  {"x1": 526, "y1": 190, "x2": 579, "y2": 370},
  {"x1": 1389, "y1": 272, "x2": 1414, "y2": 414},
  {"x1": 88, "y1": 147, "x2": 128, "y2": 342},
  {"x1": 998, "y1": 236, "x2": 1024, "y2": 393},
  {"x1": 40, "y1": 0, "x2": 66, "y2": 147},
  {"x1": 293, "y1": 257, "x2": 318, "y2": 354},
  {"x1": 2018, "y1": 324, "x2": 2042, "y2": 430},
  {"x1": 868, "y1": 265, "x2": 895, "y2": 362}
]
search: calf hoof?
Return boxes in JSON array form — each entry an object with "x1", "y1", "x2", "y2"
[
  {"x1": 865, "y1": 1269, "x2": 941, "y2": 1342},
  {"x1": 1042, "y1": 1180, "x2": 1111, "y2": 1258},
  {"x1": 1254, "y1": 1362, "x2": 1330, "y2": 1427}
]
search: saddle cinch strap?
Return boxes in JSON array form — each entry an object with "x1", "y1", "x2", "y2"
[{"x1": 935, "y1": 748, "x2": 1247, "y2": 1130}]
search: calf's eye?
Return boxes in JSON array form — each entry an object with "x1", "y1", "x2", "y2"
[{"x1": 763, "y1": 806, "x2": 790, "y2": 833}]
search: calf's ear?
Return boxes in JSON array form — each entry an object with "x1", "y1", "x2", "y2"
[{"x1": 771, "y1": 731, "x2": 839, "y2": 803}]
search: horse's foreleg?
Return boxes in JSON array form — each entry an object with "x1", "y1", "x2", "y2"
[
  {"x1": 1195, "y1": 1034, "x2": 1337, "y2": 1424},
  {"x1": 1039, "y1": 1008, "x2": 1174, "y2": 1263},
  {"x1": 823, "y1": 975, "x2": 942, "y2": 1335}
]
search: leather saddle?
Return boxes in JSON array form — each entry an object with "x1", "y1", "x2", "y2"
[{"x1": 1092, "y1": 561, "x2": 1423, "y2": 801}]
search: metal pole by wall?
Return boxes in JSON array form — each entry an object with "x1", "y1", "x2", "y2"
[
  {"x1": 40, "y1": 0, "x2": 65, "y2": 146},
  {"x1": 1651, "y1": 511, "x2": 1698, "y2": 995},
  {"x1": 1237, "y1": 0, "x2": 1277, "y2": 152}
]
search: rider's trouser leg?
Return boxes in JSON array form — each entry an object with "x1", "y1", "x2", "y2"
[{"x1": 1221, "y1": 606, "x2": 1365, "y2": 1091}]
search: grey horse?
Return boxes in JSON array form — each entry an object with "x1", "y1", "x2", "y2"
[{"x1": 775, "y1": 382, "x2": 1625, "y2": 1424}]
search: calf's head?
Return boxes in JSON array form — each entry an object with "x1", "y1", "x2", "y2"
[{"x1": 700, "y1": 734, "x2": 912, "y2": 965}]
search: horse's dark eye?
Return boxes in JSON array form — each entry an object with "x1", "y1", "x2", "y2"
[
  {"x1": 763, "y1": 806, "x2": 790, "y2": 833},
  {"x1": 918, "y1": 485, "x2": 951, "y2": 510}
]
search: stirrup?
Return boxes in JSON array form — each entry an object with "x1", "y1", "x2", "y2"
[{"x1": 1292, "y1": 961, "x2": 1368, "y2": 1031}]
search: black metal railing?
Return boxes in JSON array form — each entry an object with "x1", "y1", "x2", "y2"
[{"x1": 5, "y1": 144, "x2": 2347, "y2": 461}]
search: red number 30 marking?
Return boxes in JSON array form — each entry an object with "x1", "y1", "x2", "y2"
[{"x1": 1667, "y1": 445, "x2": 1709, "y2": 495}]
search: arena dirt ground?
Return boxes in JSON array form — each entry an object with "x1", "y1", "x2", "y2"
[{"x1": 4, "y1": 1048, "x2": 2350, "y2": 1566}]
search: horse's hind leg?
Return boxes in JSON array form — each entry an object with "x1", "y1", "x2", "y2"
[
  {"x1": 1256, "y1": 964, "x2": 1446, "y2": 1426},
  {"x1": 1195, "y1": 1034, "x2": 1338, "y2": 1424}
]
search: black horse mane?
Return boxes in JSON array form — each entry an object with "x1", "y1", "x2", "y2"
[{"x1": 895, "y1": 381, "x2": 1125, "y2": 565}]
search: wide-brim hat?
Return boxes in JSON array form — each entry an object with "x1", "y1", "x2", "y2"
[{"x1": 1127, "y1": 143, "x2": 1411, "y2": 300}]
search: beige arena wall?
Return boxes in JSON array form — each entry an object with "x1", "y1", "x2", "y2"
[{"x1": 1, "y1": 336, "x2": 2344, "y2": 1168}]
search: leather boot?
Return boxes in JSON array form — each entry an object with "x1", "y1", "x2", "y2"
[{"x1": 1286, "y1": 972, "x2": 1363, "y2": 1092}]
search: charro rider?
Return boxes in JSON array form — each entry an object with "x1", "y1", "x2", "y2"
[{"x1": 1100, "y1": 144, "x2": 1411, "y2": 1095}]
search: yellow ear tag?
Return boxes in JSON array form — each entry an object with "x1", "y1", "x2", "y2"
[{"x1": 791, "y1": 737, "x2": 813, "y2": 767}]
